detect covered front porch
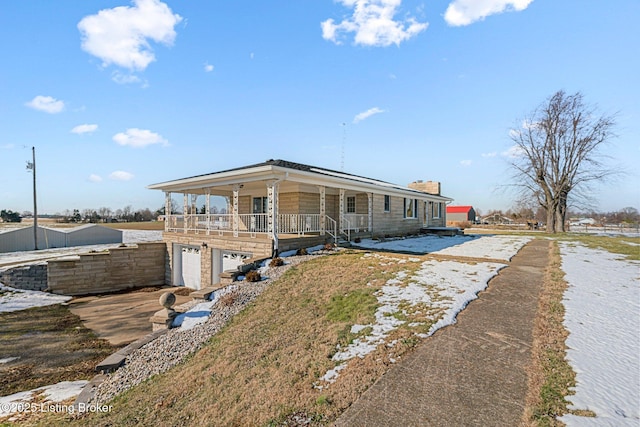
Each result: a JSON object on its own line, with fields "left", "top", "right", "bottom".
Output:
{"left": 161, "top": 182, "right": 375, "bottom": 246}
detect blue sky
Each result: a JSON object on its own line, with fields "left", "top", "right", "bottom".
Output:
{"left": 1, "top": 0, "right": 638, "bottom": 216}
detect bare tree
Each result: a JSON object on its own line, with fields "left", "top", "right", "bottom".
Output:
{"left": 508, "top": 90, "right": 617, "bottom": 233}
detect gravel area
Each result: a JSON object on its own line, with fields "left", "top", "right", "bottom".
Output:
{"left": 91, "top": 253, "right": 322, "bottom": 406}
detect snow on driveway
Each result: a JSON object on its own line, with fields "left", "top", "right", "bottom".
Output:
{"left": 558, "top": 242, "right": 640, "bottom": 426}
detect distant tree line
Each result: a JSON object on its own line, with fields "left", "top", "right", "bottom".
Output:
{"left": 479, "top": 206, "right": 639, "bottom": 227}
{"left": 56, "top": 205, "right": 159, "bottom": 223}
{"left": 0, "top": 209, "right": 22, "bottom": 223}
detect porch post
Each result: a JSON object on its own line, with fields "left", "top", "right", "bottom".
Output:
{"left": 183, "top": 193, "right": 188, "bottom": 234}
{"left": 319, "top": 186, "right": 326, "bottom": 236}
{"left": 232, "top": 186, "right": 239, "bottom": 237}
{"left": 164, "top": 191, "right": 171, "bottom": 232}
{"left": 267, "top": 182, "right": 278, "bottom": 239}
{"left": 367, "top": 192, "right": 373, "bottom": 233}
{"left": 205, "top": 189, "right": 211, "bottom": 235}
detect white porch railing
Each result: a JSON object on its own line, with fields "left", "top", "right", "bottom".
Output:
{"left": 165, "top": 213, "right": 335, "bottom": 237}
{"left": 342, "top": 214, "right": 369, "bottom": 232}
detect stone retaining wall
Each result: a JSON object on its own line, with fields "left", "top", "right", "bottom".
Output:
{"left": 0, "top": 264, "right": 48, "bottom": 291}
{"left": 47, "top": 243, "right": 167, "bottom": 296}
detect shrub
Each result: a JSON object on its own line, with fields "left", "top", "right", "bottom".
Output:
{"left": 244, "top": 270, "right": 261, "bottom": 282}
{"left": 269, "top": 257, "right": 284, "bottom": 267}
{"left": 218, "top": 291, "right": 237, "bottom": 307}
{"left": 296, "top": 248, "right": 308, "bottom": 256}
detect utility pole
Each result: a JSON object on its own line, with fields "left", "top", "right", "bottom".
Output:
{"left": 26, "top": 147, "right": 38, "bottom": 250}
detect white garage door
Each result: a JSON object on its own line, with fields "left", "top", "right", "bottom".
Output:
{"left": 180, "top": 246, "right": 201, "bottom": 290}
{"left": 222, "top": 252, "right": 251, "bottom": 272}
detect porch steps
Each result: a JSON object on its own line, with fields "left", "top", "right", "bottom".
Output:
{"left": 190, "top": 284, "right": 228, "bottom": 301}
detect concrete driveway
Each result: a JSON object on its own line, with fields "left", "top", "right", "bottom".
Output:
{"left": 67, "top": 287, "right": 192, "bottom": 346}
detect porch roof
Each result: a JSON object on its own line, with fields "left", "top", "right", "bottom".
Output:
{"left": 148, "top": 159, "right": 453, "bottom": 202}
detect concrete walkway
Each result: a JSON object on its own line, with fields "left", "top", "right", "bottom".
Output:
{"left": 336, "top": 239, "right": 549, "bottom": 427}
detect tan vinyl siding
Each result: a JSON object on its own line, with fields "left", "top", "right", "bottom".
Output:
{"left": 371, "top": 194, "right": 422, "bottom": 237}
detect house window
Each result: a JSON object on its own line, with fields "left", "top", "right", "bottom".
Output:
{"left": 346, "top": 196, "right": 356, "bottom": 213}
{"left": 432, "top": 202, "right": 442, "bottom": 219}
{"left": 384, "top": 195, "right": 391, "bottom": 212}
{"left": 404, "top": 198, "right": 417, "bottom": 218}
{"left": 252, "top": 197, "right": 268, "bottom": 214}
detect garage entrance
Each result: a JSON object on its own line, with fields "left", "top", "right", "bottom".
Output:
{"left": 173, "top": 245, "right": 202, "bottom": 290}
{"left": 211, "top": 249, "right": 252, "bottom": 284}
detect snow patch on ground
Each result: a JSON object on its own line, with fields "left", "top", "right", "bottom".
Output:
{"left": 0, "top": 230, "right": 161, "bottom": 268}
{"left": 328, "top": 260, "right": 504, "bottom": 365}
{"left": 318, "top": 234, "right": 529, "bottom": 386}
{"left": 279, "top": 245, "right": 326, "bottom": 258}
{"left": 121, "top": 230, "right": 163, "bottom": 243}
{"left": 0, "top": 284, "right": 71, "bottom": 313}
{"left": 355, "top": 234, "right": 474, "bottom": 254}
{"left": 559, "top": 242, "right": 640, "bottom": 426}
{"left": 172, "top": 285, "right": 239, "bottom": 330}
{"left": 434, "top": 235, "right": 531, "bottom": 261}
{"left": 0, "top": 380, "right": 88, "bottom": 417}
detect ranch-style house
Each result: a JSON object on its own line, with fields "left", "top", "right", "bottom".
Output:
{"left": 148, "top": 159, "right": 452, "bottom": 290}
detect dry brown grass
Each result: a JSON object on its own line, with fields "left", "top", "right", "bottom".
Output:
{"left": 47, "top": 250, "right": 430, "bottom": 426}
{"left": 523, "top": 240, "right": 592, "bottom": 426}
{"left": 101, "top": 221, "right": 164, "bottom": 230}
{"left": 0, "top": 304, "right": 116, "bottom": 397}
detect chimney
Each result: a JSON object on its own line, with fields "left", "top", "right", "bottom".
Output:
{"left": 408, "top": 180, "right": 441, "bottom": 195}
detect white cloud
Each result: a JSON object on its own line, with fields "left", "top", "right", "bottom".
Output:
{"left": 322, "top": 0, "right": 428, "bottom": 47}
{"left": 113, "top": 128, "right": 168, "bottom": 148}
{"left": 353, "top": 107, "right": 386, "bottom": 124}
{"left": 88, "top": 174, "right": 103, "bottom": 182}
{"left": 502, "top": 145, "right": 525, "bottom": 158}
{"left": 460, "top": 159, "right": 472, "bottom": 166}
{"left": 25, "top": 96, "right": 65, "bottom": 114}
{"left": 109, "top": 170, "right": 135, "bottom": 181}
{"left": 78, "top": 0, "right": 183, "bottom": 71}
{"left": 204, "top": 63, "right": 214, "bottom": 72}
{"left": 112, "top": 71, "right": 143, "bottom": 85}
{"left": 445, "top": 0, "right": 533, "bottom": 27}
{"left": 481, "top": 152, "right": 497, "bottom": 158}
{"left": 71, "top": 124, "right": 98, "bottom": 135}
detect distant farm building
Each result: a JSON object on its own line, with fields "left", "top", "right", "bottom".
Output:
{"left": 0, "top": 224, "right": 122, "bottom": 253}
{"left": 446, "top": 205, "right": 476, "bottom": 225}
{"left": 482, "top": 213, "right": 514, "bottom": 225}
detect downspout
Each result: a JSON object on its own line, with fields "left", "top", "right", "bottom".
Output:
{"left": 270, "top": 172, "right": 288, "bottom": 256}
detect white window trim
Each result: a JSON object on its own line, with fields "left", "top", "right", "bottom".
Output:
{"left": 346, "top": 196, "right": 356, "bottom": 214}
{"left": 432, "top": 202, "right": 442, "bottom": 219}
{"left": 404, "top": 198, "right": 418, "bottom": 219}
{"left": 384, "top": 195, "right": 391, "bottom": 213}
